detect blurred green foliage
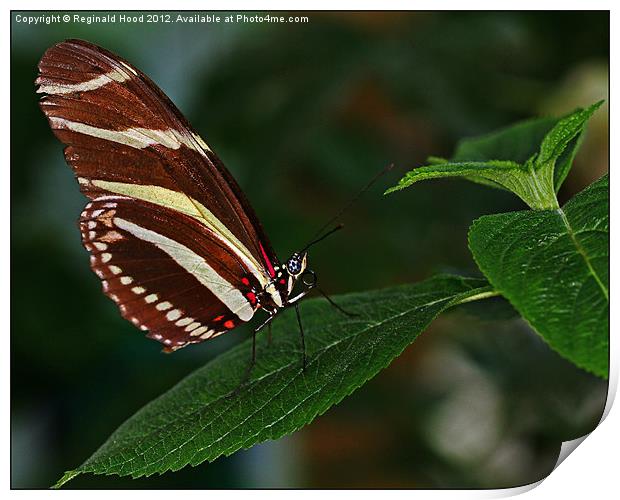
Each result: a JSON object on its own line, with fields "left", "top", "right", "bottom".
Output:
{"left": 11, "top": 11, "right": 608, "bottom": 488}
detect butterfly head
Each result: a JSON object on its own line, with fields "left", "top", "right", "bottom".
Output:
{"left": 276, "top": 251, "right": 316, "bottom": 300}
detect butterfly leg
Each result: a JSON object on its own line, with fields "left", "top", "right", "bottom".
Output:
{"left": 267, "top": 322, "right": 273, "bottom": 347}
{"left": 247, "top": 312, "right": 276, "bottom": 364}
{"left": 294, "top": 303, "right": 307, "bottom": 371}
{"left": 317, "top": 288, "right": 359, "bottom": 317}
{"left": 228, "top": 313, "right": 276, "bottom": 398}
{"left": 250, "top": 328, "right": 256, "bottom": 365}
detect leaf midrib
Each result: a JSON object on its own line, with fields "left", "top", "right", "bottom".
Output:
{"left": 557, "top": 207, "right": 609, "bottom": 300}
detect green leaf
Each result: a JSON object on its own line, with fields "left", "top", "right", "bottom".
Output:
{"left": 453, "top": 100, "right": 603, "bottom": 192}
{"left": 385, "top": 102, "right": 603, "bottom": 209}
{"left": 468, "top": 175, "right": 609, "bottom": 378}
{"left": 385, "top": 158, "right": 559, "bottom": 211}
{"left": 452, "top": 116, "right": 558, "bottom": 165}
{"left": 384, "top": 159, "right": 559, "bottom": 209}
{"left": 537, "top": 100, "right": 603, "bottom": 191}
{"left": 54, "top": 275, "right": 490, "bottom": 488}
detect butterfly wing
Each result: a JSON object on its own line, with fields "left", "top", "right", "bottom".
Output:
{"left": 37, "top": 39, "right": 279, "bottom": 282}
{"left": 80, "top": 196, "right": 260, "bottom": 351}
{"left": 36, "top": 39, "right": 277, "bottom": 349}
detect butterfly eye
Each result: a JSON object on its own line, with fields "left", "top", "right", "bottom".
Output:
{"left": 286, "top": 257, "right": 301, "bottom": 275}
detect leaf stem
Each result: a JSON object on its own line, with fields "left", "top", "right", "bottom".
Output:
{"left": 527, "top": 159, "right": 560, "bottom": 210}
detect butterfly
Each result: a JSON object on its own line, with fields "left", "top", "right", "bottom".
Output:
{"left": 36, "top": 39, "right": 334, "bottom": 363}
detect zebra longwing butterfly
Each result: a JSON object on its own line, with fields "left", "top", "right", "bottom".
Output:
{"left": 36, "top": 39, "right": 321, "bottom": 354}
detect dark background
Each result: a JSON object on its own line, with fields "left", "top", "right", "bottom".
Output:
{"left": 11, "top": 11, "right": 609, "bottom": 488}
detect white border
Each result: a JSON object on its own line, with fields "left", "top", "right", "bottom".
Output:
{"left": 5, "top": 1, "right": 615, "bottom": 498}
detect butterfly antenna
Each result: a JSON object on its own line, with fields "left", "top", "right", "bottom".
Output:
{"left": 304, "top": 163, "right": 394, "bottom": 247}
{"left": 301, "top": 224, "right": 344, "bottom": 253}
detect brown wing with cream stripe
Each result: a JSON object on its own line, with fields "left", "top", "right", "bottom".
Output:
{"left": 80, "top": 196, "right": 262, "bottom": 351}
{"left": 36, "top": 39, "right": 279, "bottom": 288}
